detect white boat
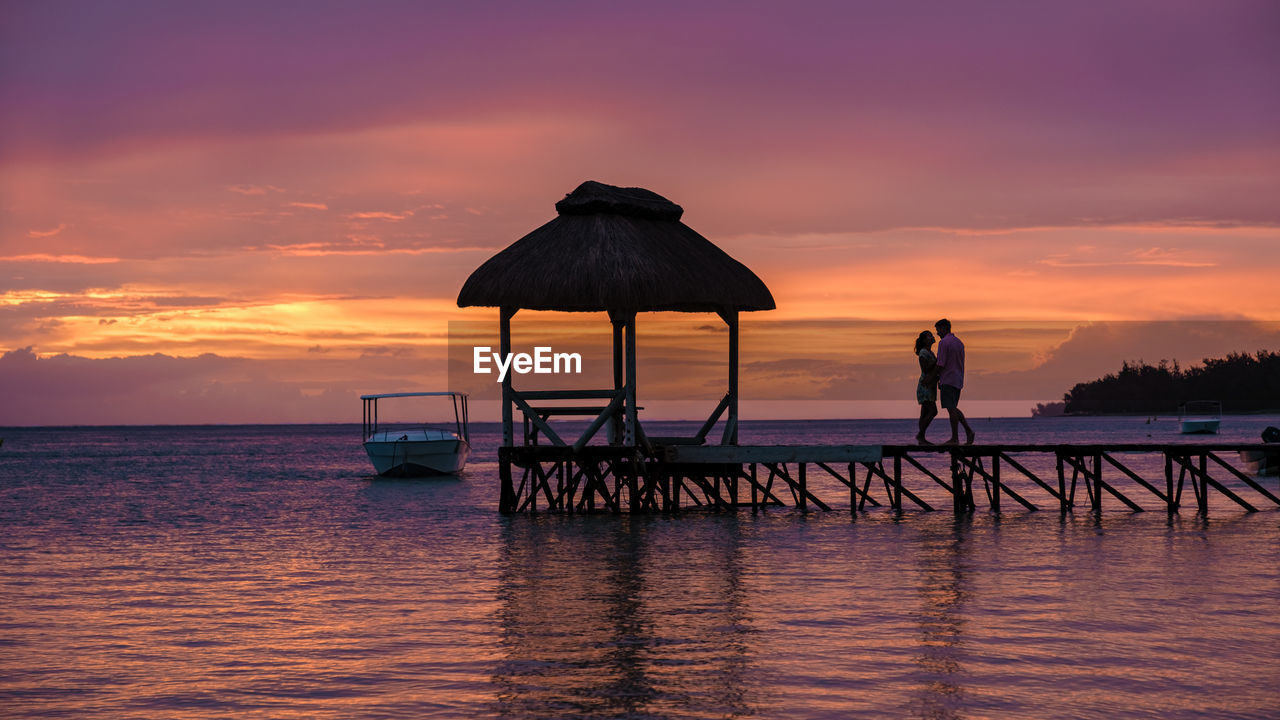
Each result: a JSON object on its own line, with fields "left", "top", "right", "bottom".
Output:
{"left": 1178, "top": 400, "right": 1221, "bottom": 434}
{"left": 361, "top": 392, "right": 471, "bottom": 476}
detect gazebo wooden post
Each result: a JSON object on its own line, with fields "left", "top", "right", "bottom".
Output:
{"left": 610, "top": 310, "right": 625, "bottom": 445}
{"left": 728, "top": 309, "right": 739, "bottom": 445}
{"left": 500, "top": 306, "right": 517, "bottom": 447}
{"left": 719, "top": 309, "right": 740, "bottom": 446}
{"left": 623, "top": 312, "right": 638, "bottom": 447}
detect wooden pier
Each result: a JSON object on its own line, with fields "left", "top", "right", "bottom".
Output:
{"left": 499, "top": 442, "right": 1280, "bottom": 516}
{"left": 456, "top": 181, "right": 1279, "bottom": 519}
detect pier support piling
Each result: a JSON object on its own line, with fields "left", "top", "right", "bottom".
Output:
{"left": 500, "top": 443, "right": 1276, "bottom": 516}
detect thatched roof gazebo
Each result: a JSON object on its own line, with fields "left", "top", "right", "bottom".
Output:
{"left": 458, "top": 180, "right": 774, "bottom": 450}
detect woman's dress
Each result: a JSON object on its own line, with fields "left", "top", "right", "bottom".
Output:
{"left": 917, "top": 348, "right": 938, "bottom": 404}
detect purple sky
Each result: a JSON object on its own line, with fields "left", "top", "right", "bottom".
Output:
{"left": 2, "top": 0, "right": 1278, "bottom": 423}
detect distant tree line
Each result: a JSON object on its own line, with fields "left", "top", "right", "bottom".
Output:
{"left": 1062, "top": 350, "right": 1280, "bottom": 414}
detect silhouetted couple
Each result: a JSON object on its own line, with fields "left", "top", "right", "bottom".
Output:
{"left": 914, "top": 318, "right": 975, "bottom": 445}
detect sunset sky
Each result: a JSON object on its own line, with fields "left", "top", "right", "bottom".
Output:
{"left": 2, "top": 1, "right": 1278, "bottom": 424}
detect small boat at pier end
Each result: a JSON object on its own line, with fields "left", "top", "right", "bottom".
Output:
{"left": 1178, "top": 400, "right": 1221, "bottom": 434}
{"left": 361, "top": 392, "right": 471, "bottom": 476}
{"left": 1239, "top": 425, "right": 1280, "bottom": 476}
{"left": 1238, "top": 450, "right": 1279, "bottom": 476}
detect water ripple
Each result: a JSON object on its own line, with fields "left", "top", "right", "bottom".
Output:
{"left": 2, "top": 422, "right": 1279, "bottom": 718}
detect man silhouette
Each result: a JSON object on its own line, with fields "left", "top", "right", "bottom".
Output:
{"left": 934, "top": 318, "right": 975, "bottom": 445}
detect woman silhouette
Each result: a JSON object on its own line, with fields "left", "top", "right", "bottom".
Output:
{"left": 914, "top": 330, "right": 939, "bottom": 444}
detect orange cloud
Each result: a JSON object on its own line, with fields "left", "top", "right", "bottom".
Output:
{"left": 0, "top": 253, "right": 119, "bottom": 264}
{"left": 263, "top": 243, "right": 493, "bottom": 257}
{"left": 1040, "top": 246, "right": 1217, "bottom": 268}
{"left": 1, "top": 285, "right": 464, "bottom": 360}
{"left": 27, "top": 224, "right": 68, "bottom": 238}
{"left": 227, "top": 184, "right": 284, "bottom": 195}
{"left": 720, "top": 223, "right": 1278, "bottom": 322}
{"left": 346, "top": 210, "right": 413, "bottom": 220}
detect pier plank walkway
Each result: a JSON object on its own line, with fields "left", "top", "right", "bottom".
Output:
{"left": 499, "top": 443, "right": 1280, "bottom": 516}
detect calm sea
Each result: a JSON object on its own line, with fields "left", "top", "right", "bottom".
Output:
{"left": 2, "top": 416, "right": 1279, "bottom": 719}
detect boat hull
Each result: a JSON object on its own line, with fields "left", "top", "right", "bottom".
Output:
{"left": 1238, "top": 450, "right": 1280, "bottom": 477}
{"left": 364, "top": 431, "right": 470, "bottom": 476}
{"left": 1179, "top": 419, "right": 1220, "bottom": 434}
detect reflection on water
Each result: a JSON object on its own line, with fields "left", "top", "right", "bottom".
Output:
{"left": 2, "top": 423, "right": 1280, "bottom": 719}
{"left": 911, "top": 517, "right": 972, "bottom": 720}
{"left": 493, "top": 516, "right": 756, "bottom": 719}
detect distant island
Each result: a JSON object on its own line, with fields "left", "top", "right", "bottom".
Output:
{"left": 1041, "top": 350, "right": 1280, "bottom": 415}
{"left": 1030, "top": 401, "right": 1066, "bottom": 417}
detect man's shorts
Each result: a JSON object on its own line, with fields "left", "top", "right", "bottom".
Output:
{"left": 940, "top": 384, "right": 962, "bottom": 410}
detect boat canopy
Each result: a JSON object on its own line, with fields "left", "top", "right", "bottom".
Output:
{"left": 361, "top": 391, "right": 470, "bottom": 445}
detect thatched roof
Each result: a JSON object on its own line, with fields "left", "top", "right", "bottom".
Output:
{"left": 457, "top": 181, "right": 775, "bottom": 313}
